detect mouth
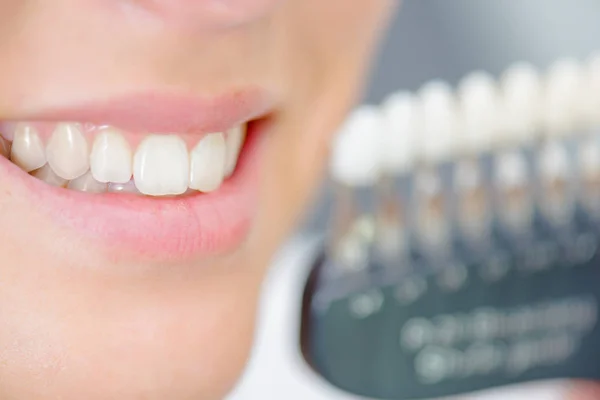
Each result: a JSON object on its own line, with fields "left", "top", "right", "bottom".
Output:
{"left": 0, "top": 89, "right": 275, "bottom": 262}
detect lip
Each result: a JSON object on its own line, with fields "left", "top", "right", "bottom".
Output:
{"left": 25, "top": 88, "right": 275, "bottom": 133}
{"left": 0, "top": 90, "right": 275, "bottom": 263}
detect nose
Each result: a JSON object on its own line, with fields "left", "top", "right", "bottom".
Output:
{"left": 130, "top": 0, "right": 285, "bottom": 30}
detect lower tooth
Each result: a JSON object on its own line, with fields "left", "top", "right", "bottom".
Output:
{"left": 108, "top": 181, "right": 140, "bottom": 195}
{"left": 31, "top": 164, "right": 68, "bottom": 188}
{"left": 67, "top": 171, "right": 108, "bottom": 193}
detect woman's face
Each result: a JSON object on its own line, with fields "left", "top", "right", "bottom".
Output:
{"left": 0, "top": 1, "right": 394, "bottom": 398}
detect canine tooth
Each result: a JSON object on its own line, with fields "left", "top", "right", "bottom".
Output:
{"left": 133, "top": 135, "right": 189, "bottom": 196}
{"left": 224, "top": 125, "right": 246, "bottom": 177}
{"left": 67, "top": 171, "right": 108, "bottom": 193}
{"left": 46, "top": 123, "right": 90, "bottom": 180}
{"left": 90, "top": 128, "right": 133, "bottom": 183}
{"left": 10, "top": 124, "right": 46, "bottom": 172}
{"left": 0, "top": 136, "right": 11, "bottom": 158}
{"left": 108, "top": 181, "right": 140, "bottom": 194}
{"left": 189, "top": 133, "right": 227, "bottom": 192}
{"left": 31, "top": 164, "right": 68, "bottom": 187}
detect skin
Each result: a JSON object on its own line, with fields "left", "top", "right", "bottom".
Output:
{"left": 568, "top": 383, "right": 600, "bottom": 400}
{"left": 0, "top": 0, "right": 396, "bottom": 399}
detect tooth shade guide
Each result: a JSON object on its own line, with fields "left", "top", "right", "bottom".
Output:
{"left": 306, "top": 59, "right": 600, "bottom": 399}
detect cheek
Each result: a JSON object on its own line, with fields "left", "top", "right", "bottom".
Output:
{"left": 295, "top": 0, "right": 396, "bottom": 54}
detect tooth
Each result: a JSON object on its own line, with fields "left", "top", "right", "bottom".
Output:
{"left": 189, "top": 133, "right": 227, "bottom": 192}
{"left": 10, "top": 124, "right": 46, "bottom": 172}
{"left": 133, "top": 135, "right": 189, "bottom": 196}
{"left": 67, "top": 171, "right": 107, "bottom": 193}
{"left": 108, "top": 181, "right": 141, "bottom": 194}
{"left": 90, "top": 128, "right": 133, "bottom": 184}
{"left": 0, "top": 136, "right": 11, "bottom": 158}
{"left": 224, "top": 125, "right": 246, "bottom": 177}
{"left": 31, "top": 164, "right": 68, "bottom": 187}
{"left": 46, "top": 123, "right": 90, "bottom": 180}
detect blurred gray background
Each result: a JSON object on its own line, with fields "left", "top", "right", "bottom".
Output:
{"left": 301, "top": 0, "right": 600, "bottom": 232}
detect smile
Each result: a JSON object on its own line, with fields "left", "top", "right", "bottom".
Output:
{"left": 0, "top": 89, "right": 275, "bottom": 262}
{"left": 1, "top": 122, "right": 246, "bottom": 196}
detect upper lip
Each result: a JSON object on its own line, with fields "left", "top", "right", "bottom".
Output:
{"left": 16, "top": 88, "right": 275, "bottom": 133}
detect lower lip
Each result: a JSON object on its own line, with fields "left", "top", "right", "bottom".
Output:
{"left": 0, "top": 120, "right": 268, "bottom": 263}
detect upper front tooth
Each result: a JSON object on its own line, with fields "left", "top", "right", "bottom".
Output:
{"left": 224, "top": 125, "right": 246, "bottom": 177}
{"left": 10, "top": 124, "right": 46, "bottom": 172}
{"left": 108, "top": 180, "right": 140, "bottom": 194}
{"left": 90, "top": 128, "right": 133, "bottom": 184}
{"left": 189, "top": 133, "right": 226, "bottom": 192}
{"left": 31, "top": 164, "right": 68, "bottom": 187}
{"left": 46, "top": 123, "right": 90, "bottom": 180}
{"left": 133, "top": 135, "right": 189, "bottom": 196}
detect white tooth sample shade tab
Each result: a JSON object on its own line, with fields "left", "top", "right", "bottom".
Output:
{"left": 417, "top": 80, "right": 459, "bottom": 163}
{"left": 329, "top": 105, "right": 384, "bottom": 187}
{"left": 458, "top": 71, "right": 499, "bottom": 154}
{"left": 500, "top": 62, "right": 543, "bottom": 144}
{"left": 543, "top": 57, "right": 585, "bottom": 135}
{"left": 381, "top": 91, "right": 418, "bottom": 175}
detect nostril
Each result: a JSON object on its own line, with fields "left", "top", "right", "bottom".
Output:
{"left": 129, "top": 0, "right": 285, "bottom": 30}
